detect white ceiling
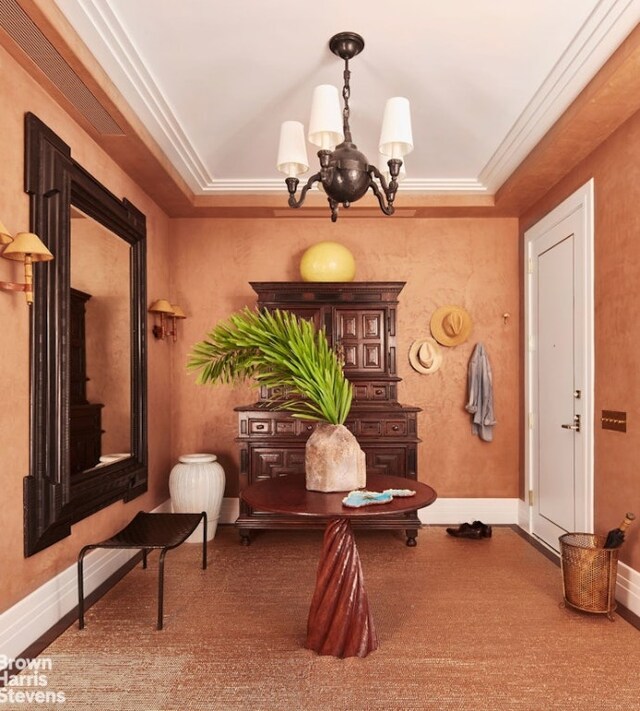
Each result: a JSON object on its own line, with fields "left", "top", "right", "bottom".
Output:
{"left": 54, "top": 0, "right": 640, "bottom": 196}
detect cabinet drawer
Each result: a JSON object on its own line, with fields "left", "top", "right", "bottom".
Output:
{"left": 353, "top": 382, "right": 392, "bottom": 402}
{"left": 359, "top": 420, "right": 383, "bottom": 436}
{"left": 274, "top": 420, "right": 296, "bottom": 436}
{"left": 354, "top": 417, "right": 408, "bottom": 438}
{"left": 240, "top": 413, "right": 318, "bottom": 439}
{"left": 297, "top": 421, "right": 317, "bottom": 436}
{"left": 384, "top": 420, "right": 407, "bottom": 436}
{"left": 248, "top": 418, "right": 272, "bottom": 435}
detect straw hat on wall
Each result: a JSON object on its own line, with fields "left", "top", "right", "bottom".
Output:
{"left": 408, "top": 337, "right": 443, "bottom": 374}
{"left": 430, "top": 305, "right": 472, "bottom": 347}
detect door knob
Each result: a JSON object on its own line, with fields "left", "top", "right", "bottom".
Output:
{"left": 561, "top": 414, "right": 581, "bottom": 432}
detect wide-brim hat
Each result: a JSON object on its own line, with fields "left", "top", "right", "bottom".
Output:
{"left": 430, "top": 305, "right": 472, "bottom": 347}
{"left": 409, "top": 337, "right": 443, "bottom": 374}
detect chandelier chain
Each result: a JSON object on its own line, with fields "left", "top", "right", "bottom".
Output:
{"left": 342, "top": 59, "right": 352, "bottom": 143}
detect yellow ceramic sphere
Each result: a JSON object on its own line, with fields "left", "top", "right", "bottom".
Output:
{"left": 300, "top": 242, "right": 356, "bottom": 282}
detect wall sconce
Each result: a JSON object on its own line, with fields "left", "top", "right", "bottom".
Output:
{"left": 149, "top": 299, "right": 187, "bottom": 341}
{"left": 169, "top": 304, "right": 186, "bottom": 342}
{"left": 0, "top": 227, "right": 54, "bottom": 306}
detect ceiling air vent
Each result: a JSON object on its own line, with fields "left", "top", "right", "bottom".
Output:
{"left": 0, "top": 0, "right": 124, "bottom": 136}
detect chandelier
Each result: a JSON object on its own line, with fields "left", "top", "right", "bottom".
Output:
{"left": 276, "top": 32, "right": 413, "bottom": 222}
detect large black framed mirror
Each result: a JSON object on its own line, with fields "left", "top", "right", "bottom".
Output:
{"left": 24, "top": 113, "right": 148, "bottom": 556}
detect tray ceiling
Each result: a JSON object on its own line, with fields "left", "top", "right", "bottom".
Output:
{"left": 53, "top": 0, "right": 640, "bottom": 197}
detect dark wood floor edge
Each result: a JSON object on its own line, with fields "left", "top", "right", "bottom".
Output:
{"left": 510, "top": 524, "right": 561, "bottom": 566}
{"left": 0, "top": 551, "right": 143, "bottom": 687}
{"left": 511, "top": 524, "right": 640, "bottom": 630}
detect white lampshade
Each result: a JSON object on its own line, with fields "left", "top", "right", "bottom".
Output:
{"left": 308, "top": 84, "right": 344, "bottom": 150}
{"left": 379, "top": 97, "right": 413, "bottom": 159}
{"left": 379, "top": 153, "right": 406, "bottom": 183}
{"left": 277, "top": 121, "right": 309, "bottom": 178}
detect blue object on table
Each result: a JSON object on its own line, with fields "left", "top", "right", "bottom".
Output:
{"left": 342, "top": 488, "right": 416, "bottom": 508}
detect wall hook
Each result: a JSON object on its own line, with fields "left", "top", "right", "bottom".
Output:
{"left": 502, "top": 312, "right": 510, "bottom": 325}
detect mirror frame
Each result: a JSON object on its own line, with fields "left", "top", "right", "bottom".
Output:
{"left": 23, "top": 113, "right": 148, "bottom": 556}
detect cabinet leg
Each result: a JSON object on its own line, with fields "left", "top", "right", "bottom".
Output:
{"left": 239, "top": 531, "right": 251, "bottom": 546}
{"left": 405, "top": 529, "right": 418, "bottom": 547}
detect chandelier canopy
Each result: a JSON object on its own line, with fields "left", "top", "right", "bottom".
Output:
{"left": 277, "top": 32, "right": 413, "bottom": 222}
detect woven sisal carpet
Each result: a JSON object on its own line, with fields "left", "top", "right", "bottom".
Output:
{"left": 13, "top": 526, "right": 639, "bottom": 710}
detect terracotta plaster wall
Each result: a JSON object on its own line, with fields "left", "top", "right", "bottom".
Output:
{"left": 170, "top": 217, "right": 520, "bottom": 500}
{"left": 521, "top": 108, "right": 640, "bottom": 571}
{"left": 0, "top": 44, "right": 172, "bottom": 613}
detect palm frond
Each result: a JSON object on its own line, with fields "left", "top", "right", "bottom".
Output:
{"left": 187, "top": 307, "right": 353, "bottom": 425}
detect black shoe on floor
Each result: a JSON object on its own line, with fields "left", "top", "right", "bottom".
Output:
{"left": 471, "top": 520, "right": 492, "bottom": 538}
{"left": 446, "top": 523, "right": 483, "bottom": 539}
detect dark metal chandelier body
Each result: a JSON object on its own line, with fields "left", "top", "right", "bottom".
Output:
{"left": 279, "top": 32, "right": 410, "bottom": 222}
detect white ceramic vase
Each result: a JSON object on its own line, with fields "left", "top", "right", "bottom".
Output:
{"left": 169, "top": 453, "right": 225, "bottom": 542}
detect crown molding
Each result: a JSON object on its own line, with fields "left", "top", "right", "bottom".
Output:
{"left": 66, "top": 0, "right": 213, "bottom": 188}
{"left": 479, "top": 0, "right": 640, "bottom": 192}
{"left": 60, "top": 0, "right": 640, "bottom": 197}
{"left": 197, "top": 178, "right": 488, "bottom": 194}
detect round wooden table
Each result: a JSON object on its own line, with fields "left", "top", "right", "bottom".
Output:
{"left": 241, "top": 473, "right": 437, "bottom": 658}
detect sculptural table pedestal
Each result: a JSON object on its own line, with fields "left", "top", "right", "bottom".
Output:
{"left": 241, "top": 473, "right": 437, "bottom": 658}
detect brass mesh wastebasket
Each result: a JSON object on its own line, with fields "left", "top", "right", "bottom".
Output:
{"left": 559, "top": 533, "right": 620, "bottom": 621}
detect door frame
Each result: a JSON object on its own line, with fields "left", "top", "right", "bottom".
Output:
{"left": 523, "top": 179, "right": 595, "bottom": 547}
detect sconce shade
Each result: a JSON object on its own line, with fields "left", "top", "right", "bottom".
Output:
{"left": 0, "top": 219, "right": 12, "bottom": 244}
{"left": 171, "top": 304, "right": 186, "bottom": 319}
{"left": 379, "top": 97, "right": 414, "bottom": 159}
{"left": 2, "top": 232, "right": 53, "bottom": 261}
{"left": 277, "top": 121, "right": 310, "bottom": 178}
{"left": 308, "top": 84, "right": 344, "bottom": 150}
{"left": 148, "top": 298, "right": 174, "bottom": 314}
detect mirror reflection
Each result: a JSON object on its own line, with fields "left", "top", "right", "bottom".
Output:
{"left": 69, "top": 207, "right": 131, "bottom": 475}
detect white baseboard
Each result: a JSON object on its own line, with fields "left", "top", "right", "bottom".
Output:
{"left": 518, "top": 497, "right": 530, "bottom": 530}
{"left": 2, "top": 497, "right": 637, "bottom": 666}
{"left": 615, "top": 561, "right": 640, "bottom": 618}
{"left": 0, "top": 500, "right": 168, "bottom": 666}
{"left": 418, "top": 497, "right": 520, "bottom": 525}
{"left": 220, "top": 496, "right": 239, "bottom": 524}
{"left": 0, "top": 547, "right": 138, "bottom": 665}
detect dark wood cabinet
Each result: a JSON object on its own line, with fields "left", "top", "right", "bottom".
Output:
{"left": 236, "top": 282, "right": 422, "bottom": 545}
{"left": 69, "top": 288, "right": 103, "bottom": 475}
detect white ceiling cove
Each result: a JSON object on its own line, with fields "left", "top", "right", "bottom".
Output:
{"left": 54, "top": 0, "right": 640, "bottom": 196}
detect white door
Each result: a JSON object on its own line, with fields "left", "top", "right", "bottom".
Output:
{"left": 525, "top": 181, "right": 594, "bottom": 552}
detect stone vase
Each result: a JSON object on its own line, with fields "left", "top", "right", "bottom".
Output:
{"left": 169, "top": 453, "right": 225, "bottom": 542}
{"left": 305, "top": 423, "right": 366, "bottom": 492}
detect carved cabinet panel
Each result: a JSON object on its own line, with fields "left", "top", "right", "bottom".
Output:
{"left": 69, "top": 288, "right": 103, "bottom": 475}
{"left": 336, "top": 308, "right": 386, "bottom": 374}
{"left": 236, "top": 282, "right": 422, "bottom": 545}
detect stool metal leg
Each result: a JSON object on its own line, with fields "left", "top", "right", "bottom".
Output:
{"left": 157, "top": 548, "right": 169, "bottom": 630}
{"left": 202, "top": 512, "right": 208, "bottom": 570}
{"left": 77, "top": 545, "right": 94, "bottom": 630}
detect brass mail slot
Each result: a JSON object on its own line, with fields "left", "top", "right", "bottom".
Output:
{"left": 601, "top": 410, "right": 627, "bottom": 432}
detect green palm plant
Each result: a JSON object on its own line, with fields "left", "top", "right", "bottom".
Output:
{"left": 187, "top": 307, "right": 353, "bottom": 425}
